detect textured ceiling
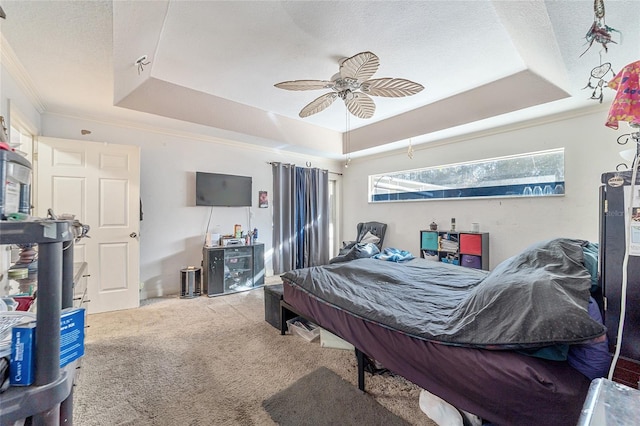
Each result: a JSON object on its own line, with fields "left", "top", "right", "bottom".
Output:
{"left": 1, "top": 1, "right": 639, "bottom": 158}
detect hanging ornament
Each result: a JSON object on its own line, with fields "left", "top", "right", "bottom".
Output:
{"left": 583, "top": 61, "right": 615, "bottom": 103}
{"left": 580, "top": 0, "right": 620, "bottom": 57}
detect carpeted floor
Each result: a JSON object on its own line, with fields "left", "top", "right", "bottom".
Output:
{"left": 73, "top": 284, "right": 436, "bottom": 425}
{"left": 262, "top": 366, "right": 411, "bottom": 426}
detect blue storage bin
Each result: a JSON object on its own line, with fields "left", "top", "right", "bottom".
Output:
{"left": 421, "top": 231, "right": 439, "bottom": 250}
{"left": 441, "top": 257, "right": 459, "bottom": 265}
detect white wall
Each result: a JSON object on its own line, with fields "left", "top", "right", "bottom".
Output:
{"left": 0, "top": 63, "right": 42, "bottom": 294}
{"left": 40, "top": 113, "right": 341, "bottom": 298}
{"left": 341, "top": 106, "right": 628, "bottom": 267}
{"left": 1, "top": 62, "right": 42, "bottom": 133}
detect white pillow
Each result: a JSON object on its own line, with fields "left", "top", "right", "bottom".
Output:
{"left": 360, "top": 231, "right": 380, "bottom": 244}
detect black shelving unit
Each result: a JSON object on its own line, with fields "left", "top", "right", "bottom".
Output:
{"left": 0, "top": 220, "right": 78, "bottom": 425}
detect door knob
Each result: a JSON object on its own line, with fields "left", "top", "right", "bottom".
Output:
{"left": 130, "top": 232, "right": 138, "bottom": 238}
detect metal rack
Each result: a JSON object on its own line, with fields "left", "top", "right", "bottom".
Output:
{"left": 0, "top": 220, "right": 77, "bottom": 425}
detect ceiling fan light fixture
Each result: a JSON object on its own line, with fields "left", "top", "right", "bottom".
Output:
{"left": 275, "top": 51, "right": 424, "bottom": 120}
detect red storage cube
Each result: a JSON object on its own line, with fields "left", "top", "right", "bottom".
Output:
{"left": 460, "top": 233, "right": 482, "bottom": 255}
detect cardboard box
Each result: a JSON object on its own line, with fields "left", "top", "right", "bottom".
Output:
{"left": 9, "top": 308, "right": 85, "bottom": 386}
{"left": 10, "top": 321, "right": 36, "bottom": 386}
{"left": 60, "top": 308, "right": 85, "bottom": 368}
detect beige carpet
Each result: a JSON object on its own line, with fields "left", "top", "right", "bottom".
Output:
{"left": 263, "top": 366, "right": 411, "bottom": 425}
{"left": 73, "top": 284, "right": 436, "bottom": 425}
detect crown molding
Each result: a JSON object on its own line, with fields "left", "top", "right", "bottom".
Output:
{"left": 1, "top": 34, "right": 46, "bottom": 113}
{"left": 42, "top": 110, "right": 343, "bottom": 169}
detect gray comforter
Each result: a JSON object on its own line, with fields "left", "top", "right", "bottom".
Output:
{"left": 282, "top": 238, "right": 606, "bottom": 349}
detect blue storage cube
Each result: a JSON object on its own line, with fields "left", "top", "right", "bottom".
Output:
{"left": 421, "top": 231, "right": 439, "bottom": 250}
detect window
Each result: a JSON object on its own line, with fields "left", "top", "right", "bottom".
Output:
{"left": 369, "top": 148, "right": 565, "bottom": 202}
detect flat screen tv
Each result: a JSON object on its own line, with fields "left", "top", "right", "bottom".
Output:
{"left": 196, "top": 172, "right": 252, "bottom": 207}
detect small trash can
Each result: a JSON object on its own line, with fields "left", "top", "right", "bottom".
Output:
{"left": 180, "top": 266, "right": 201, "bottom": 298}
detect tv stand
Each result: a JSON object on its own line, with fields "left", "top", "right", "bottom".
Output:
{"left": 202, "top": 243, "right": 264, "bottom": 296}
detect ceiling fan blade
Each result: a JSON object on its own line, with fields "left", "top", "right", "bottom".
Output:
{"left": 362, "top": 78, "right": 425, "bottom": 97}
{"left": 299, "top": 92, "right": 338, "bottom": 117}
{"left": 340, "top": 51, "right": 380, "bottom": 82}
{"left": 275, "top": 80, "right": 335, "bottom": 91}
{"left": 345, "top": 92, "right": 375, "bottom": 119}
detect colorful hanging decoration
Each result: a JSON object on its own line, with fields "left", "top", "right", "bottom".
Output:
{"left": 583, "top": 62, "right": 615, "bottom": 103}
{"left": 580, "top": 0, "right": 620, "bottom": 57}
{"left": 605, "top": 60, "right": 640, "bottom": 129}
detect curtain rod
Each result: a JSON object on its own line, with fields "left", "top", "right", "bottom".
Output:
{"left": 267, "top": 161, "right": 343, "bottom": 176}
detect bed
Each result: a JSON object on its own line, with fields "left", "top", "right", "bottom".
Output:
{"left": 281, "top": 238, "right": 606, "bottom": 426}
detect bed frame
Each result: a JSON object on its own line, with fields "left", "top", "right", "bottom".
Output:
{"left": 281, "top": 279, "right": 591, "bottom": 426}
{"left": 280, "top": 299, "right": 371, "bottom": 390}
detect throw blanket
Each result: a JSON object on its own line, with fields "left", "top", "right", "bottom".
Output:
{"left": 373, "top": 247, "right": 415, "bottom": 262}
{"left": 282, "top": 238, "right": 606, "bottom": 349}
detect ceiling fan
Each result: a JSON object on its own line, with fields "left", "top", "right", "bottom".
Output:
{"left": 274, "top": 51, "right": 424, "bottom": 119}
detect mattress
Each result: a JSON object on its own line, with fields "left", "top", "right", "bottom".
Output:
{"left": 282, "top": 273, "right": 591, "bottom": 425}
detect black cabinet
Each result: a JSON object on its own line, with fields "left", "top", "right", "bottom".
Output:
{"left": 202, "top": 243, "right": 264, "bottom": 296}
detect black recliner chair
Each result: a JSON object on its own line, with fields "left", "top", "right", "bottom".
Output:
{"left": 339, "top": 221, "right": 387, "bottom": 255}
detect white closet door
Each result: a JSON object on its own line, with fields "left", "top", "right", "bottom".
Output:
{"left": 36, "top": 137, "right": 140, "bottom": 314}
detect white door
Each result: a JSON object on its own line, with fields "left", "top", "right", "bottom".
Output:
{"left": 35, "top": 137, "right": 140, "bottom": 314}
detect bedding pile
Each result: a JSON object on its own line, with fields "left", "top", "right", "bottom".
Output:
{"left": 282, "top": 238, "right": 606, "bottom": 350}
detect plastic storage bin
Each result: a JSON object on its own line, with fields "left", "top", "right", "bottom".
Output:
{"left": 320, "top": 329, "right": 354, "bottom": 350}
{"left": 286, "top": 317, "right": 320, "bottom": 342}
{"left": 0, "top": 150, "right": 32, "bottom": 220}
{"left": 577, "top": 378, "right": 640, "bottom": 425}
{"left": 441, "top": 256, "right": 459, "bottom": 266}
